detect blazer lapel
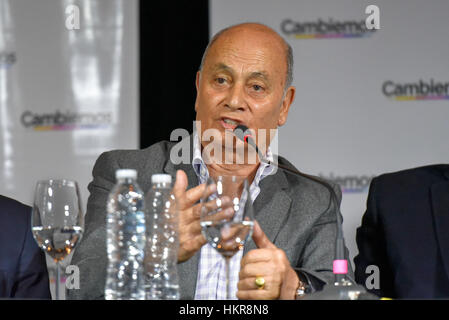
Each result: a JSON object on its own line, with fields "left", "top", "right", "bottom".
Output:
{"left": 244, "top": 169, "right": 292, "bottom": 254}
{"left": 163, "top": 134, "right": 198, "bottom": 190}
{"left": 163, "top": 134, "right": 200, "bottom": 299}
{"left": 430, "top": 169, "right": 449, "bottom": 279}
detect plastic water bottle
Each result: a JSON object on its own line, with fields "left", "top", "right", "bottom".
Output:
{"left": 105, "top": 169, "right": 146, "bottom": 300}
{"left": 144, "top": 174, "right": 180, "bottom": 300}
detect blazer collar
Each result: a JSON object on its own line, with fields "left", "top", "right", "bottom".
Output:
{"left": 163, "top": 134, "right": 198, "bottom": 189}
{"left": 244, "top": 168, "right": 292, "bottom": 254}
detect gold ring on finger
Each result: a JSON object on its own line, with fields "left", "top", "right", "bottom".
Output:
{"left": 255, "top": 276, "right": 265, "bottom": 290}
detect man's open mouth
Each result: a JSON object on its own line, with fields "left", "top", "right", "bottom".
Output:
{"left": 221, "top": 118, "right": 241, "bottom": 130}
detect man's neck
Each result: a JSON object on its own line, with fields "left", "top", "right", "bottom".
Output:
{"left": 206, "top": 162, "right": 259, "bottom": 186}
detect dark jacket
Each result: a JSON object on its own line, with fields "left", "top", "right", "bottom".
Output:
{"left": 0, "top": 195, "right": 51, "bottom": 299}
{"left": 354, "top": 164, "right": 449, "bottom": 299}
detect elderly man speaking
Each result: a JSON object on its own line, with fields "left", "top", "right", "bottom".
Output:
{"left": 68, "top": 23, "right": 351, "bottom": 300}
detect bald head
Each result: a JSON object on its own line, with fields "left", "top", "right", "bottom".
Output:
{"left": 199, "top": 23, "right": 294, "bottom": 89}
{"left": 194, "top": 22, "right": 296, "bottom": 159}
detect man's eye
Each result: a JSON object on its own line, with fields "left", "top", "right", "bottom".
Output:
{"left": 252, "top": 84, "right": 263, "bottom": 91}
{"left": 215, "top": 77, "right": 226, "bottom": 84}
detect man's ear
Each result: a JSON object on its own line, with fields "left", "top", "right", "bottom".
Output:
{"left": 195, "top": 71, "right": 201, "bottom": 91}
{"left": 195, "top": 71, "right": 201, "bottom": 112}
{"left": 278, "top": 86, "right": 296, "bottom": 127}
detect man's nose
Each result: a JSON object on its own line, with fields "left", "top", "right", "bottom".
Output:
{"left": 225, "top": 83, "right": 246, "bottom": 111}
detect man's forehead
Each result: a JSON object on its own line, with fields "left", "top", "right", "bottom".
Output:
{"left": 200, "top": 23, "right": 289, "bottom": 85}
{"left": 222, "top": 23, "right": 283, "bottom": 41}
{"left": 207, "top": 35, "right": 285, "bottom": 70}
{"left": 214, "top": 27, "right": 284, "bottom": 53}
{"left": 211, "top": 62, "right": 270, "bottom": 78}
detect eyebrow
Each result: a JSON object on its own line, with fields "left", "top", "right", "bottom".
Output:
{"left": 249, "top": 71, "right": 270, "bottom": 81}
{"left": 211, "top": 63, "right": 233, "bottom": 73}
{"left": 211, "top": 63, "right": 270, "bottom": 81}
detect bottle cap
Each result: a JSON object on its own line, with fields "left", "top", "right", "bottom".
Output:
{"left": 151, "top": 174, "right": 172, "bottom": 184}
{"left": 115, "top": 169, "right": 137, "bottom": 180}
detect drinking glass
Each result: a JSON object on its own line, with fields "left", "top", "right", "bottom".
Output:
{"left": 200, "top": 175, "right": 254, "bottom": 300}
{"left": 31, "top": 179, "right": 84, "bottom": 300}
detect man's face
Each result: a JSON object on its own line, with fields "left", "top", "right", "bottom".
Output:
{"left": 195, "top": 26, "right": 295, "bottom": 161}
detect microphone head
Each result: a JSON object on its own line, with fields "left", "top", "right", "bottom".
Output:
{"left": 233, "top": 124, "right": 263, "bottom": 160}
{"left": 233, "top": 124, "right": 251, "bottom": 142}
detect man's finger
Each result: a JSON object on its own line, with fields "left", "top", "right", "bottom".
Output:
{"left": 239, "top": 261, "right": 273, "bottom": 280}
{"left": 173, "top": 170, "right": 188, "bottom": 200}
{"left": 178, "top": 233, "right": 207, "bottom": 263}
{"left": 240, "top": 248, "right": 272, "bottom": 267}
{"left": 202, "top": 206, "right": 234, "bottom": 222}
{"left": 183, "top": 180, "right": 219, "bottom": 209}
{"left": 183, "top": 183, "right": 208, "bottom": 208}
{"left": 201, "top": 196, "right": 232, "bottom": 214}
{"left": 173, "top": 170, "right": 207, "bottom": 208}
{"left": 237, "top": 275, "right": 274, "bottom": 291}
{"left": 252, "top": 220, "right": 276, "bottom": 249}
{"left": 236, "top": 289, "right": 273, "bottom": 300}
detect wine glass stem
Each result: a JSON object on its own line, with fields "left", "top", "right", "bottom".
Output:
{"left": 225, "top": 257, "right": 231, "bottom": 300}
{"left": 55, "top": 261, "right": 60, "bottom": 300}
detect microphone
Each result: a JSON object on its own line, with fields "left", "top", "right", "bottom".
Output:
{"left": 233, "top": 125, "right": 377, "bottom": 300}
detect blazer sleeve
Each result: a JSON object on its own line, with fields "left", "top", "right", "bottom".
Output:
{"left": 295, "top": 182, "right": 354, "bottom": 292}
{"left": 67, "top": 151, "right": 118, "bottom": 300}
{"left": 354, "top": 177, "right": 395, "bottom": 298}
{"left": 13, "top": 209, "right": 51, "bottom": 299}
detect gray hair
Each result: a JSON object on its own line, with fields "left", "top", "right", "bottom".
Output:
{"left": 199, "top": 24, "right": 294, "bottom": 89}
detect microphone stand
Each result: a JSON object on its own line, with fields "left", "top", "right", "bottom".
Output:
{"left": 233, "top": 126, "right": 378, "bottom": 300}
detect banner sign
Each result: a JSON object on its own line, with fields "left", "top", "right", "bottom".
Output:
{"left": 210, "top": 0, "right": 449, "bottom": 264}
{"left": 0, "top": 0, "right": 138, "bottom": 209}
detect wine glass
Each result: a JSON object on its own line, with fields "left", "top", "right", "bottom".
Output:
{"left": 31, "top": 179, "right": 84, "bottom": 300}
{"left": 200, "top": 175, "right": 255, "bottom": 300}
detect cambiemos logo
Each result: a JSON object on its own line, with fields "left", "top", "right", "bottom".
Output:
{"left": 382, "top": 79, "right": 449, "bottom": 101}
{"left": 281, "top": 18, "right": 376, "bottom": 39}
{"left": 21, "top": 110, "right": 112, "bottom": 131}
{"left": 319, "top": 172, "right": 375, "bottom": 193}
{"left": 0, "top": 52, "right": 16, "bottom": 69}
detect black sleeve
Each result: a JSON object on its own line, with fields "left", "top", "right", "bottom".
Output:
{"left": 354, "top": 177, "right": 395, "bottom": 298}
{"left": 12, "top": 205, "right": 51, "bottom": 299}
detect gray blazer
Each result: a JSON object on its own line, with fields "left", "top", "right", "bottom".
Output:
{"left": 67, "top": 137, "right": 351, "bottom": 299}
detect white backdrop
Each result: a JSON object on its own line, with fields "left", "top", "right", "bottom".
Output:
{"left": 0, "top": 0, "right": 138, "bottom": 298}
{"left": 0, "top": 0, "right": 138, "bottom": 210}
{"left": 210, "top": 0, "right": 449, "bottom": 267}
